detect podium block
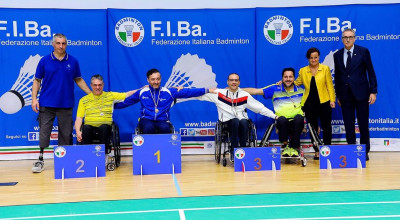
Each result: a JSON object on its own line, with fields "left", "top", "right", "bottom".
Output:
{"left": 54, "top": 144, "right": 106, "bottom": 179}
{"left": 234, "top": 147, "right": 281, "bottom": 172}
{"left": 132, "top": 134, "right": 181, "bottom": 175}
{"left": 319, "top": 144, "right": 366, "bottom": 169}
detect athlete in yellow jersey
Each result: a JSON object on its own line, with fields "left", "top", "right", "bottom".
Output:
{"left": 74, "top": 74, "right": 136, "bottom": 152}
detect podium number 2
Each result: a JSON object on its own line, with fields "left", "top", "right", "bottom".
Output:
{"left": 76, "top": 160, "right": 85, "bottom": 173}
{"left": 154, "top": 150, "right": 160, "bottom": 163}
{"left": 339, "top": 155, "right": 347, "bottom": 168}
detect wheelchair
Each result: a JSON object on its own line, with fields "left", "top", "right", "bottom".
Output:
{"left": 134, "top": 119, "right": 176, "bottom": 134}
{"left": 259, "top": 121, "right": 322, "bottom": 167}
{"left": 214, "top": 119, "right": 257, "bottom": 167}
{"left": 79, "top": 122, "right": 121, "bottom": 171}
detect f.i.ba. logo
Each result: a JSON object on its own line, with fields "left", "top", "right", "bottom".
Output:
{"left": 263, "top": 15, "right": 293, "bottom": 45}
{"left": 115, "top": 17, "right": 145, "bottom": 47}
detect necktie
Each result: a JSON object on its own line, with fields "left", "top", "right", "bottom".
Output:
{"left": 346, "top": 51, "right": 351, "bottom": 70}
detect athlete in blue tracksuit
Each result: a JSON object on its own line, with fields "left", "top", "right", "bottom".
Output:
{"left": 114, "top": 68, "right": 211, "bottom": 134}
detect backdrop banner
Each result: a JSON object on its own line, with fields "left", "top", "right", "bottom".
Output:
{"left": 1, "top": 5, "right": 399, "bottom": 160}
{"left": 108, "top": 8, "right": 256, "bottom": 154}
{"left": 0, "top": 9, "right": 108, "bottom": 159}
{"left": 255, "top": 4, "right": 400, "bottom": 151}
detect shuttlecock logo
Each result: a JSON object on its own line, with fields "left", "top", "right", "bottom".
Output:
{"left": 0, "top": 54, "right": 42, "bottom": 114}
{"left": 165, "top": 53, "right": 217, "bottom": 88}
{"left": 115, "top": 17, "right": 144, "bottom": 47}
{"left": 263, "top": 15, "right": 293, "bottom": 45}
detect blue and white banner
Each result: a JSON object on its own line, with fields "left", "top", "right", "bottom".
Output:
{"left": 108, "top": 9, "right": 256, "bottom": 147}
{"left": 0, "top": 9, "right": 108, "bottom": 150}
{"left": 255, "top": 4, "right": 400, "bottom": 151}
{"left": 1, "top": 5, "right": 399, "bottom": 160}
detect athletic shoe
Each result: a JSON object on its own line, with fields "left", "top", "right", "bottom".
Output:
{"left": 289, "top": 148, "right": 299, "bottom": 157}
{"left": 282, "top": 146, "right": 290, "bottom": 157}
{"left": 32, "top": 160, "right": 44, "bottom": 173}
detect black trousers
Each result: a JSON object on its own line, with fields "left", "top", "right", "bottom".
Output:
{"left": 82, "top": 124, "right": 112, "bottom": 153}
{"left": 303, "top": 101, "right": 332, "bottom": 146}
{"left": 276, "top": 114, "right": 304, "bottom": 150}
{"left": 223, "top": 118, "right": 249, "bottom": 151}
{"left": 340, "top": 87, "right": 370, "bottom": 153}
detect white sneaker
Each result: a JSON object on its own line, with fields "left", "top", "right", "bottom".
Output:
{"left": 32, "top": 160, "right": 44, "bottom": 173}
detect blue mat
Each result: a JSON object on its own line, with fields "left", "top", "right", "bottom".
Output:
{"left": 0, "top": 182, "right": 18, "bottom": 186}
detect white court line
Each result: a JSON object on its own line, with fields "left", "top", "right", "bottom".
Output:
{"left": 2, "top": 200, "right": 400, "bottom": 220}
{"left": 179, "top": 209, "right": 186, "bottom": 220}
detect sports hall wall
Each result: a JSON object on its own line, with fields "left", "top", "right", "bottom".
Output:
{"left": 0, "top": 4, "right": 399, "bottom": 159}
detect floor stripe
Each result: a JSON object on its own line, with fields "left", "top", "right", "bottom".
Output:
{"left": 2, "top": 200, "right": 400, "bottom": 219}
{"left": 179, "top": 209, "right": 186, "bottom": 220}
{"left": 172, "top": 172, "right": 182, "bottom": 196}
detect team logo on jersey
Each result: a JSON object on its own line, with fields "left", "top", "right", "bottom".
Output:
{"left": 115, "top": 17, "right": 145, "bottom": 47}
{"left": 263, "top": 15, "right": 293, "bottom": 45}
{"left": 54, "top": 147, "right": 66, "bottom": 158}
{"left": 133, "top": 135, "right": 144, "bottom": 146}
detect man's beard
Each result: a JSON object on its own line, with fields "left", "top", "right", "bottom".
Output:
{"left": 283, "top": 82, "right": 294, "bottom": 88}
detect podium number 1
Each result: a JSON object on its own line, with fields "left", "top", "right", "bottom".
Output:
{"left": 154, "top": 150, "right": 160, "bottom": 163}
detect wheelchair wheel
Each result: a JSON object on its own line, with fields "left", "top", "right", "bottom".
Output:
{"left": 113, "top": 125, "right": 121, "bottom": 167}
{"left": 222, "top": 157, "right": 227, "bottom": 167}
{"left": 214, "top": 140, "right": 221, "bottom": 164}
{"left": 214, "top": 122, "right": 222, "bottom": 164}
{"left": 248, "top": 120, "right": 257, "bottom": 147}
{"left": 107, "top": 162, "right": 116, "bottom": 171}
{"left": 301, "top": 158, "right": 307, "bottom": 167}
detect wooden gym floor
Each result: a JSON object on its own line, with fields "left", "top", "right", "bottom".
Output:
{"left": 1, "top": 152, "right": 400, "bottom": 208}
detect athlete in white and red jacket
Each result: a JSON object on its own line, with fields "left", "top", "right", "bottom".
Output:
{"left": 198, "top": 73, "right": 277, "bottom": 155}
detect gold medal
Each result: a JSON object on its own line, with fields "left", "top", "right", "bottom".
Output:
{"left": 155, "top": 108, "right": 159, "bottom": 113}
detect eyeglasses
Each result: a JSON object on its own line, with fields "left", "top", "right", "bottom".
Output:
{"left": 228, "top": 79, "right": 239, "bottom": 82}
{"left": 342, "top": 36, "right": 355, "bottom": 40}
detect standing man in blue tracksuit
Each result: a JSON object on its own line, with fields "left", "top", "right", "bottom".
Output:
{"left": 115, "top": 68, "right": 215, "bottom": 134}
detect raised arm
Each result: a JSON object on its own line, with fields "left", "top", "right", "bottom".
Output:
{"left": 246, "top": 94, "right": 277, "bottom": 119}
{"left": 242, "top": 88, "right": 264, "bottom": 95}
{"left": 114, "top": 91, "right": 140, "bottom": 109}
{"left": 173, "top": 87, "right": 208, "bottom": 99}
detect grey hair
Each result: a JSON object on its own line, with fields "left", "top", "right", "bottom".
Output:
{"left": 342, "top": 28, "right": 356, "bottom": 37}
{"left": 52, "top": 33, "right": 67, "bottom": 43}
{"left": 91, "top": 74, "right": 104, "bottom": 83}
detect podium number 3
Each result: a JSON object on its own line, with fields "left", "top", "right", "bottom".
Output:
{"left": 254, "top": 158, "right": 262, "bottom": 170}
{"left": 76, "top": 160, "right": 85, "bottom": 173}
{"left": 154, "top": 150, "right": 160, "bottom": 163}
{"left": 339, "top": 155, "right": 347, "bottom": 168}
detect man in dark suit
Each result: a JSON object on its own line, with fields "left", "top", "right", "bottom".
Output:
{"left": 333, "top": 28, "right": 378, "bottom": 160}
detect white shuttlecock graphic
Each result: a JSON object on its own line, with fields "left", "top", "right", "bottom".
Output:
{"left": 165, "top": 53, "right": 218, "bottom": 89}
{"left": 322, "top": 49, "right": 338, "bottom": 71}
{"left": 322, "top": 50, "right": 338, "bottom": 86}
{"left": 0, "top": 54, "right": 42, "bottom": 114}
